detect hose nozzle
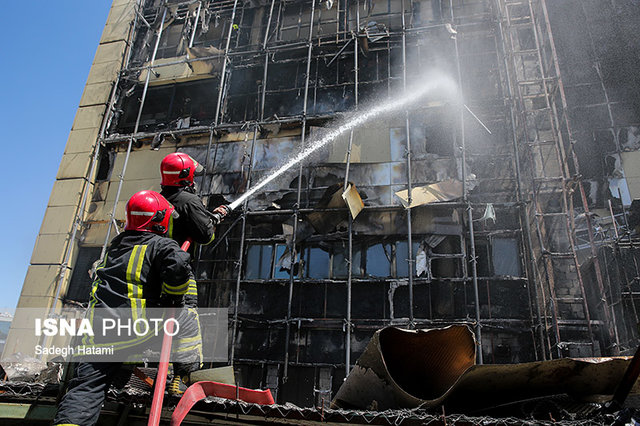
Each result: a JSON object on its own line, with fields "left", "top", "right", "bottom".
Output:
{"left": 211, "top": 204, "right": 230, "bottom": 225}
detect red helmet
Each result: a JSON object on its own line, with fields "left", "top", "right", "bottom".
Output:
{"left": 160, "top": 152, "right": 203, "bottom": 187}
{"left": 125, "top": 190, "right": 177, "bottom": 234}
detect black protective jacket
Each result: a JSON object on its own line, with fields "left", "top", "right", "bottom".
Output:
{"left": 90, "top": 231, "right": 193, "bottom": 309}
{"left": 161, "top": 186, "right": 215, "bottom": 248}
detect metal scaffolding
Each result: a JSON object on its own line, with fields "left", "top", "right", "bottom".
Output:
{"left": 62, "top": 0, "right": 639, "bottom": 407}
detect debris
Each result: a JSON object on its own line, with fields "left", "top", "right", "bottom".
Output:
{"left": 341, "top": 183, "right": 364, "bottom": 219}
{"left": 415, "top": 236, "right": 445, "bottom": 278}
{"left": 0, "top": 353, "right": 48, "bottom": 382}
{"left": 306, "top": 183, "right": 348, "bottom": 233}
{"left": 475, "top": 203, "right": 496, "bottom": 224}
{"left": 190, "top": 366, "right": 236, "bottom": 385}
{"left": 415, "top": 246, "right": 429, "bottom": 278}
{"left": 332, "top": 325, "right": 639, "bottom": 413}
{"left": 332, "top": 325, "right": 475, "bottom": 410}
{"left": 395, "top": 179, "right": 463, "bottom": 208}
{"left": 445, "top": 23, "right": 457, "bottom": 35}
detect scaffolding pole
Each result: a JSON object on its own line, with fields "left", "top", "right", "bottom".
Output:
{"left": 401, "top": 0, "right": 415, "bottom": 327}
{"left": 284, "top": 0, "right": 316, "bottom": 382}
{"left": 230, "top": 126, "right": 258, "bottom": 365}
{"left": 214, "top": 0, "right": 239, "bottom": 127}
{"left": 449, "top": 0, "right": 483, "bottom": 363}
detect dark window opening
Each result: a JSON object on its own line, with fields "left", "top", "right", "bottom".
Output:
{"left": 303, "top": 247, "right": 330, "bottom": 279}
{"left": 366, "top": 243, "right": 393, "bottom": 278}
{"left": 224, "top": 66, "right": 263, "bottom": 123}
{"left": 278, "top": 3, "right": 312, "bottom": 42}
{"left": 492, "top": 238, "right": 522, "bottom": 277}
{"left": 95, "top": 149, "right": 114, "bottom": 182}
{"left": 332, "top": 244, "right": 362, "bottom": 278}
{"left": 390, "top": 118, "right": 454, "bottom": 161}
{"left": 192, "top": 11, "right": 231, "bottom": 50}
{"left": 245, "top": 244, "right": 274, "bottom": 279}
{"left": 473, "top": 237, "right": 522, "bottom": 277}
{"left": 66, "top": 247, "right": 103, "bottom": 304}
{"left": 113, "top": 79, "right": 220, "bottom": 133}
{"left": 396, "top": 241, "right": 420, "bottom": 277}
{"left": 232, "top": 7, "right": 256, "bottom": 49}
{"left": 263, "top": 60, "right": 306, "bottom": 118}
{"left": 157, "top": 23, "right": 185, "bottom": 59}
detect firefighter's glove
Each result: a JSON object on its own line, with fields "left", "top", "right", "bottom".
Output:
{"left": 211, "top": 205, "right": 230, "bottom": 225}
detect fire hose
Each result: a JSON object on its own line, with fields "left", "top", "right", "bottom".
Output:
{"left": 148, "top": 238, "right": 192, "bottom": 426}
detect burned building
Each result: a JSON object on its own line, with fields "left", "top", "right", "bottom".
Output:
{"left": 4, "top": 0, "right": 640, "bottom": 414}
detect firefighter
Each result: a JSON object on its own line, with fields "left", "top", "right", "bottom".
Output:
{"left": 159, "top": 152, "right": 229, "bottom": 247}
{"left": 53, "top": 190, "right": 194, "bottom": 426}
{"left": 159, "top": 152, "right": 228, "bottom": 394}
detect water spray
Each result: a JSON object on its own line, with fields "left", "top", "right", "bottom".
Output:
{"left": 227, "top": 73, "right": 458, "bottom": 212}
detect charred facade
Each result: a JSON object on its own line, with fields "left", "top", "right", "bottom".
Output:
{"left": 7, "top": 0, "right": 640, "bottom": 410}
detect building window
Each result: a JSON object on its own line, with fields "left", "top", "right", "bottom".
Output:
{"left": 366, "top": 243, "right": 393, "bottom": 278}
{"left": 390, "top": 124, "right": 453, "bottom": 161}
{"left": 274, "top": 244, "right": 300, "bottom": 279}
{"left": 157, "top": 24, "right": 185, "bottom": 59}
{"left": 304, "top": 247, "right": 331, "bottom": 279}
{"left": 473, "top": 237, "right": 522, "bottom": 277}
{"left": 246, "top": 239, "right": 467, "bottom": 281}
{"left": 491, "top": 238, "right": 522, "bottom": 277}
{"left": 396, "top": 241, "right": 420, "bottom": 277}
{"left": 245, "top": 245, "right": 273, "bottom": 279}
{"left": 331, "top": 245, "right": 362, "bottom": 278}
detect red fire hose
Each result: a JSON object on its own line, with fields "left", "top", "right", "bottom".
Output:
{"left": 148, "top": 238, "right": 192, "bottom": 426}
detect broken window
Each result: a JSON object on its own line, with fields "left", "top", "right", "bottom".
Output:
{"left": 263, "top": 59, "right": 306, "bottom": 118}
{"left": 310, "top": 54, "right": 355, "bottom": 115}
{"left": 192, "top": 9, "right": 232, "bottom": 50}
{"left": 95, "top": 149, "right": 115, "bottom": 182}
{"left": 312, "top": 3, "right": 340, "bottom": 38}
{"left": 332, "top": 244, "right": 362, "bottom": 278}
{"left": 176, "top": 80, "right": 219, "bottom": 122}
{"left": 275, "top": 244, "right": 301, "bottom": 279}
{"left": 390, "top": 120, "right": 454, "bottom": 161}
{"left": 232, "top": 6, "right": 256, "bottom": 49}
{"left": 474, "top": 240, "right": 491, "bottom": 277}
{"left": 157, "top": 23, "right": 185, "bottom": 59}
{"left": 361, "top": 0, "right": 404, "bottom": 32}
{"left": 209, "top": 141, "right": 250, "bottom": 195}
{"left": 245, "top": 244, "right": 274, "bottom": 279}
{"left": 279, "top": 3, "right": 312, "bottom": 42}
{"left": 253, "top": 138, "right": 298, "bottom": 171}
{"left": 396, "top": 241, "right": 420, "bottom": 277}
{"left": 366, "top": 243, "right": 393, "bottom": 277}
{"left": 359, "top": 50, "right": 390, "bottom": 102}
{"left": 473, "top": 237, "right": 523, "bottom": 277}
{"left": 117, "top": 85, "right": 172, "bottom": 133}
{"left": 113, "top": 79, "right": 220, "bottom": 133}
{"left": 224, "top": 65, "right": 263, "bottom": 123}
{"left": 411, "top": 0, "right": 443, "bottom": 25}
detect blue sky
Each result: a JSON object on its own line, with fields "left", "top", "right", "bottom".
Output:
{"left": 0, "top": 2, "right": 113, "bottom": 310}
